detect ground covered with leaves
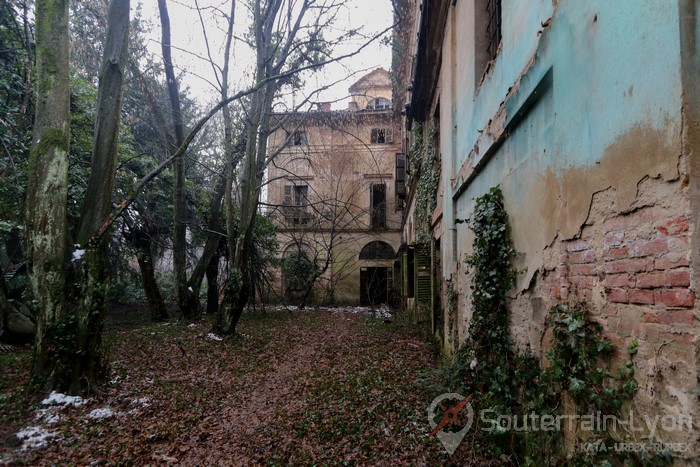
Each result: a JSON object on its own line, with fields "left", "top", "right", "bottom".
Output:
{"left": 0, "top": 305, "right": 483, "bottom": 465}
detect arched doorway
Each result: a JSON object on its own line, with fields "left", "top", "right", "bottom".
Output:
{"left": 359, "top": 241, "right": 395, "bottom": 306}
{"left": 282, "top": 243, "right": 317, "bottom": 304}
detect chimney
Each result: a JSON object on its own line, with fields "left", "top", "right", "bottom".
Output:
{"left": 348, "top": 101, "right": 358, "bottom": 111}
{"left": 320, "top": 102, "right": 331, "bottom": 111}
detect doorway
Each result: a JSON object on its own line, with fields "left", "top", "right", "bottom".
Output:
{"left": 360, "top": 267, "right": 388, "bottom": 305}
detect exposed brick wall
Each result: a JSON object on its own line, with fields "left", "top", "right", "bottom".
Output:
{"left": 527, "top": 181, "right": 698, "bottom": 452}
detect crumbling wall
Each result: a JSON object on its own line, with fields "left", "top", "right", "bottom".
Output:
{"left": 507, "top": 157, "right": 697, "bottom": 454}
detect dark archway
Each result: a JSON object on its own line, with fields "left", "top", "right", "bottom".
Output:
{"left": 359, "top": 241, "right": 395, "bottom": 260}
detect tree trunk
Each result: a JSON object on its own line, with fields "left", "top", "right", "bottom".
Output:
{"left": 25, "top": 0, "right": 71, "bottom": 389}
{"left": 157, "top": 0, "right": 197, "bottom": 319}
{"left": 205, "top": 246, "right": 221, "bottom": 315}
{"left": 71, "top": 0, "right": 131, "bottom": 396}
{"left": 136, "top": 241, "right": 168, "bottom": 321}
{"left": 187, "top": 176, "right": 225, "bottom": 298}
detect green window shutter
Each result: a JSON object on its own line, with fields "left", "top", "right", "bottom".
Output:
{"left": 402, "top": 251, "right": 408, "bottom": 296}
{"left": 415, "top": 243, "right": 431, "bottom": 304}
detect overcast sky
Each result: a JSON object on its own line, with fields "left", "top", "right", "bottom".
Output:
{"left": 138, "top": 0, "right": 394, "bottom": 110}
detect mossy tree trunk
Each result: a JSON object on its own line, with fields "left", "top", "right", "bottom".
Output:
{"left": 28, "top": 0, "right": 131, "bottom": 395}
{"left": 25, "top": 0, "right": 71, "bottom": 388}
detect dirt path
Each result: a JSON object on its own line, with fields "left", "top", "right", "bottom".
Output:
{"left": 2, "top": 308, "right": 460, "bottom": 465}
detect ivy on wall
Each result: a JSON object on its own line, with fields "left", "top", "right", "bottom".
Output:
{"left": 437, "top": 186, "right": 668, "bottom": 465}
{"left": 410, "top": 122, "right": 439, "bottom": 244}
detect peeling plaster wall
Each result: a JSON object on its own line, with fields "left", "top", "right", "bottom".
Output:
{"left": 433, "top": 0, "right": 698, "bottom": 454}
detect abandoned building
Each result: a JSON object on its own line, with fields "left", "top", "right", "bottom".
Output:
{"left": 394, "top": 0, "right": 699, "bottom": 459}
{"left": 266, "top": 68, "right": 403, "bottom": 305}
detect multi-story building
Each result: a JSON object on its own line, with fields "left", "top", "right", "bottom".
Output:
{"left": 395, "top": 0, "right": 699, "bottom": 458}
{"left": 266, "top": 68, "right": 403, "bottom": 305}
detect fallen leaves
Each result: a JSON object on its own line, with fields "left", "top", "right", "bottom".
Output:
{"left": 0, "top": 305, "right": 475, "bottom": 465}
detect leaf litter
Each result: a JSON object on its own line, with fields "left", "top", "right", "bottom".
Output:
{"left": 0, "top": 306, "right": 479, "bottom": 465}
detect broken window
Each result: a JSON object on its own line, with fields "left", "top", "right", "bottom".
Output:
{"left": 370, "top": 128, "right": 393, "bottom": 144}
{"left": 370, "top": 183, "right": 387, "bottom": 230}
{"left": 283, "top": 184, "right": 310, "bottom": 225}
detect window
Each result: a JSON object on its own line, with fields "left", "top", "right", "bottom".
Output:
{"left": 366, "top": 97, "right": 392, "bottom": 110}
{"left": 370, "top": 127, "right": 393, "bottom": 144}
{"left": 475, "top": 0, "right": 502, "bottom": 83}
{"left": 283, "top": 184, "right": 310, "bottom": 225}
{"left": 486, "top": 0, "right": 502, "bottom": 61}
{"left": 292, "top": 131, "right": 307, "bottom": 146}
{"left": 370, "top": 183, "right": 386, "bottom": 230}
{"left": 359, "top": 241, "right": 395, "bottom": 260}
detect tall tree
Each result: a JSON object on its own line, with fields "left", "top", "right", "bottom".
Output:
{"left": 29, "top": 0, "right": 131, "bottom": 394}
{"left": 25, "top": 0, "right": 71, "bottom": 386}
{"left": 157, "top": 0, "right": 197, "bottom": 319}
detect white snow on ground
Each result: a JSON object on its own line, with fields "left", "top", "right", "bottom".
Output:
{"left": 15, "top": 426, "right": 60, "bottom": 450}
{"left": 41, "top": 391, "right": 86, "bottom": 407}
{"left": 187, "top": 323, "right": 197, "bottom": 328}
{"left": 36, "top": 409, "right": 60, "bottom": 425}
{"left": 207, "top": 333, "right": 223, "bottom": 341}
{"left": 87, "top": 407, "right": 114, "bottom": 419}
{"left": 262, "top": 304, "right": 394, "bottom": 319}
{"left": 72, "top": 249, "right": 85, "bottom": 261}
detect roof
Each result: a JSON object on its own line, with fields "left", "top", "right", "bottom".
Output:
{"left": 348, "top": 68, "right": 391, "bottom": 94}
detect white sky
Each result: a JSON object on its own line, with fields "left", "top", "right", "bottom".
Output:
{"left": 138, "top": 0, "right": 394, "bottom": 110}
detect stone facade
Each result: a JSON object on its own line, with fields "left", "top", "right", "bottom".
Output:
{"left": 266, "top": 69, "right": 402, "bottom": 305}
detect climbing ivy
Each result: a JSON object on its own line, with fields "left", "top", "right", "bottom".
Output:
{"left": 438, "top": 186, "right": 667, "bottom": 465}
{"left": 411, "top": 122, "right": 439, "bottom": 244}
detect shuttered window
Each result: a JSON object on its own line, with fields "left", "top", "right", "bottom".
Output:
{"left": 414, "top": 243, "right": 431, "bottom": 304}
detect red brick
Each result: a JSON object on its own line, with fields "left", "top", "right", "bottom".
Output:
{"left": 667, "top": 269, "right": 691, "bottom": 287}
{"left": 636, "top": 272, "right": 667, "bottom": 289}
{"left": 603, "top": 247, "right": 629, "bottom": 260}
{"left": 603, "top": 273, "right": 633, "bottom": 288}
{"left": 656, "top": 216, "right": 689, "bottom": 236}
{"left": 628, "top": 289, "right": 655, "bottom": 304}
{"left": 569, "top": 264, "right": 597, "bottom": 276}
{"left": 607, "top": 288, "right": 629, "bottom": 303}
{"left": 568, "top": 249, "right": 596, "bottom": 264}
{"left": 654, "top": 289, "right": 696, "bottom": 308}
{"left": 629, "top": 238, "right": 669, "bottom": 258}
{"left": 566, "top": 239, "right": 592, "bottom": 252}
{"left": 643, "top": 309, "right": 696, "bottom": 326}
{"left": 604, "top": 258, "right": 651, "bottom": 274}
{"left": 654, "top": 257, "right": 690, "bottom": 270}
{"left": 603, "top": 231, "right": 625, "bottom": 248}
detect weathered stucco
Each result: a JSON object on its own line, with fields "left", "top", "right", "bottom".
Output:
{"left": 397, "top": 0, "right": 699, "bottom": 457}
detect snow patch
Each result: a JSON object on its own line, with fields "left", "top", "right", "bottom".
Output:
{"left": 41, "top": 391, "right": 86, "bottom": 407}
{"left": 15, "top": 426, "right": 60, "bottom": 450}
{"left": 187, "top": 323, "right": 197, "bottom": 329}
{"left": 207, "top": 333, "right": 223, "bottom": 342}
{"left": 36, "top": 409, "right": 60, "bottom": 425}
{"left": 72, "top": 247, "right": 85, "bottom": 261}
{"left": 87, "top": 407, "right": 114, "bottom": 419}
